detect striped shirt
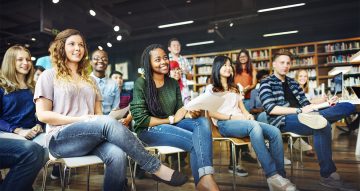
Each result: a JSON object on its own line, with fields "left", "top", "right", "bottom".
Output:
{"left": 259, "top": 74, "right": 310, "bottom": 128}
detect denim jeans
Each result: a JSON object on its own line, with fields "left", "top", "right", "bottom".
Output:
{"left": 217, "top": 120, "right": 285, "bottom": 178}
{"left": 138, "top": 117, "right": 214, "bottom": 185}
{"left": 243, "top": 99, "right": 251, "bottom": 111}
{"left": 0, "top": 138, "right": 45, "bottom": 191}
{"left": 256, "top": 111, "right": 269, "bottom": 124}
{"left": 49, "top": 116, "right": 161, "bottom": 191}
{"left": 282, "top": 102, "right": 356, "bottom": 178}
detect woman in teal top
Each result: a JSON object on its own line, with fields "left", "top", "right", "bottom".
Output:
{"left": 131, "top": 44, "right": 219, "bottom": 191}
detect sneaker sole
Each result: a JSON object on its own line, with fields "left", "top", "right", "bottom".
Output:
{"left": 298, "top": 113, "right": 328, "bottom": 129}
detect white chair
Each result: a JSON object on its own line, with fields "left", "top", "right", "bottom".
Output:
{"left": 42, "top": 153, "right": 136, "bottom": 191}
{"left": 282, "top": 132, "right": 311, "bottom": 177}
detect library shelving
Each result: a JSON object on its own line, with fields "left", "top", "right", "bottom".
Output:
{"left": 184, "top": 37, "right": 360, "bottom": 93}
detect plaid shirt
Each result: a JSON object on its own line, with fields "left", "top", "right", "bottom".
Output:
{"left": 169, "top": 53, "right": 192, "bottom": 74}
{"left": 259, "top": 74, "right": 311, "bottom": 128}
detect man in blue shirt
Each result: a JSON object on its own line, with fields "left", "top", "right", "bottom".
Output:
{"left": 90, "top": 50, "right": 120, "bottom": 115}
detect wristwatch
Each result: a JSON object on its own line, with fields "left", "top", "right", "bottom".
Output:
{"left": 296, "top": 108, "right": 302, "bottom": 114}
{"left": 168, "top": 115, "right": 175, "bottom": 124}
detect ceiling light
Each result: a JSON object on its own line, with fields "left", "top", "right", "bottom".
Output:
{"left": 31, "top": 57, "right": 36, "bottom": 61}
{"left": 158, "top": 20, "right": 194, "bottom": 28}
{"left": 25, "top": 44, "right": 30, "bottom": 48}
{"left": 116, "top": 35, "right": 122, "bottom": 41}
{"left": 258, "top": 3, "right": 305, "bottom": 13}
{"left": 128, "top": 11, "right": 132, "bottom": 15}
{"left": 186, "top": 0, "right": 191, "bottom": 3}
{"left": 31, "top": 37, "right": 36, "bottom": 41}
{"left": 186, "top": 40, "right": 215, "bottom": 47}
{"left": 98, "top": 46, "right": 103, "bottom": 50}
{"left": 263, "top": 30, "right": 298, "bottom": 37}
{"left": 107, "top": 42, "right": 112, "bottom": 47}
{"left": 114, "top": 25, "right": 120, "bottom": 32}
{"left": 89, "top": 9, "right": 96, "bottom": 16}
{"left": 229, "top": 22, "right": 234, "bottom": 27}
{"left": 52, "top": 0, "right": 59, "bottom": 3}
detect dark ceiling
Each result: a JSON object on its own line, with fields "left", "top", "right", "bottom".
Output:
{"left": 1, "top": 0, "right": 360, "bottom": 60}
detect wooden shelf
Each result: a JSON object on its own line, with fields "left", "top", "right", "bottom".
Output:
{"left": 290, "top": 65, "right": 316, "bottom": 70}
{"left": 186, "top": 37, "right": 360, "bottom": 92}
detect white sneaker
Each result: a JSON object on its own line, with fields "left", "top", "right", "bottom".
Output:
{"left": 298, "top": 113, "right": 327, "bottom": 129}
{"left": 284, "top": 157, "right": 291, "bottom": 165}
{"left": 267, "top": 174, "right": 297, "bottom": 191}
{"left": 293, "top": 138, "right": 312, "bottom": 151}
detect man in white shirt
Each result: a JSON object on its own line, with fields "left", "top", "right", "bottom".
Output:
{"left": 168, "top": 38, "right": 193, "bottom": 80}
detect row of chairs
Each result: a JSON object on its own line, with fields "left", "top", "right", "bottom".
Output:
{"left": 40, "top": 122, "right": 309, "bottom": 191}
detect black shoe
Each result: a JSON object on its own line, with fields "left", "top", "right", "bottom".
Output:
{"left": 151, "top": 170, "right": 188, "bottom": 187}
{"left": 228, "top": 166, "right": 249, "bottom": 177}
{"left": 50, "top": 165, "right": 60, "bottom": 180}
{"left": 135, "top": 167, "right": 146, "bottom": 179}
{"left": 241, "top": 152, "right": 257, "bottom": 163}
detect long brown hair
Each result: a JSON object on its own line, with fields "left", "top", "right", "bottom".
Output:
{"left": 235, "top": 49, "right": 253, "bottom": 75}
{"left": 211, "top": 56, "right": 239, "bottom": 93}
{"left": 0, "top": 45, "right": 35, "bottom": 94}
{"left": 295, "top": 69, "right": 309, "bottom": 93}
{"left": 49, "top": 29, "right": 96, "bottom": 89}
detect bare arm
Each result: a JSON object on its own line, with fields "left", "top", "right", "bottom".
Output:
{"left": 208, "top": 111, "right": 231, "bottom": 121}
{"left": 148, "top": 107, "right": 187, "bottom": 126}
{"left": 95, "top": 100, "right": 103, "bottom": 115}
{"left": 36, "top": 98, "right": 84, "bottom": 126}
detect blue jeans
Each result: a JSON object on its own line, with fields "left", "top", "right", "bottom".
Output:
{"left": 282, "top": 102, "right": 356, "bottom": 178}
{"left": 0, "top": 138, "right": 45, "bottom": 191}
{"left": 256, "top": 111, "right": 269, "bottom": 124}
{"left": 138, "top": 117, "right": 214, "bottom": 185}
{"left": 49, "top": 116, "right": 161, "bottom": 191}
{"left": 243, "top": 99, "right": 251, "bottom": 111}
{"left": 217, "top": 120, "right": 285, "bottom": 178}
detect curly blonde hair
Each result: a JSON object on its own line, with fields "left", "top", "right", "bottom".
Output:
{"left": 49, "top": 29, "right": 96, "bottom": 90}
{"left": 0, "top": 45, "right": 35, "bottom": 94}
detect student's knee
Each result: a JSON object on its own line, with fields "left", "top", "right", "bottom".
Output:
{"left": 22, "top": 141, "right": 45, "bottom": 167}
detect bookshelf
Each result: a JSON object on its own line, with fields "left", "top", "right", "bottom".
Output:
{"left": 184, "top": 37, "right": 360, "bottom": 93}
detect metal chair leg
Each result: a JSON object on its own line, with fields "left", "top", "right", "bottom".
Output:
{"left": 87, "top": 166, "right": 90, "bottom": 191}
{"left": 42, "top": 161, "right": 52, "bottom": 191}
{"left": 128, "top": 157, "right": 136, "bottom": 191}
{"left": 177, "top": 152, "right": 181, "bottom": 172}
{"left": 289, "top": 136, "right": 294, "bottom": 179}
{"left": 59, "top": 164, "right": 65, "bottom": 191}
{"left": 231, "top": 143, "right": 236, "bottom": 191}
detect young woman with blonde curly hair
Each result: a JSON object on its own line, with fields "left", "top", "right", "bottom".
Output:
{"left": 34, "top": 29, "right": 187, "bottom": 190}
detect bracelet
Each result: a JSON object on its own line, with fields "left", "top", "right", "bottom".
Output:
{"left": 229, "top": 114, "right": 232, "bottom": 120}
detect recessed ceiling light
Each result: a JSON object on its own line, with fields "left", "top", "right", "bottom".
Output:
{"left": 158, "top": 20, "right": 194, "bottom": 28}
{"left": 107, "top": 42, "right": 112, "bottom": 47}
{"left": 114, "top": 25, "right": 120, "bottom": 32}
{"left": 186, "top": 40, "right": 215, "bottom": 47}
{"left": 258, "top": 3, "right": 305, "bottom": 13}
{"left": 263, "top": 30, "right": 298, "bottom": 37}
{"left": 31, "top": 37, "right": 36, "bottom": 41}
{"left": 52, "top": 0, "right": 59, "bottom": 3}
{"left": 25, "top": 44, "right": 30, "bottom": 48}
{"left": 229, "top": 22, "right": 234, "bottom": 27}
{"left": 116, "top": 35, "right": 122, "bottom": 41}
{"left": 98, "top": 46, "right": 103, "bottom": 50}
{"left": 128, "top": 11, "right": 132, "bottom": 15}
{"left": 89, "top": 9, "right": 96, "bottom": 16}
{"left": 186, "top": 0, "right": 191, "bottom": 3}
{"left": 31, "top": 57, "right": 36, "bottom": 61}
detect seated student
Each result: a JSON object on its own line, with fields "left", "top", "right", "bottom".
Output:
{"left": 259, "top": 50, "right": 357, "bottom": 190}
{"left": 34, "top": 65, "right": 45, "bottom": 82}
{"left": 0, "top": 138, "right": 45, "bottom": 191}
{"left": 34, "top": 29, "right": 188, "bottom": 190}
{"left": 0, "top": 45, "right": 45, "bottom": 146}
{"left": 207, "top": 56, "right": 297, "bottom": 191}
{"left": 110, "top": 71, "right": 133, "bottom": 127}
{"left": 130, "top": 44, "right": 219, "bottom": 191}
{"left": 249, "top": 70, "right": 269, "bottom": 123}
{"left": 90, "top": 50, "right": 120, "bottom": 115}
{"left": 166, "top": 60, "right": 191, "bottom": 167}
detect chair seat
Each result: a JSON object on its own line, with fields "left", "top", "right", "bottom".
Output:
{"left": 146, "top": 146, "right": 185, "bottom": 155}
{"left": 282, "top": 132, "right": 307, "bottom": 138}
{"left": 48, "top": 153, "right": 103, "bottom": 168}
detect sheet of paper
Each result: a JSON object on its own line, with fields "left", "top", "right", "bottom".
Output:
{"left": 184, "top": 92, "right": 225, "bottom": 112}
{"left": 109, "top": 105, "right": 130, "bottom": 120}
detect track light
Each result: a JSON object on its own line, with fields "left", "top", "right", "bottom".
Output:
{"left": 114, "top": 26, "right": 120, "bottom": 32}
{"left": 107, "top": 42, "right": 112, "bottom": 47}
{"left": 89, "top": 9, "right": 96, "bottom": 16}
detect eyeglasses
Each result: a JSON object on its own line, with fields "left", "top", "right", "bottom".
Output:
{"left": 92, "top": 57, "right": 108, "bottom": 62}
